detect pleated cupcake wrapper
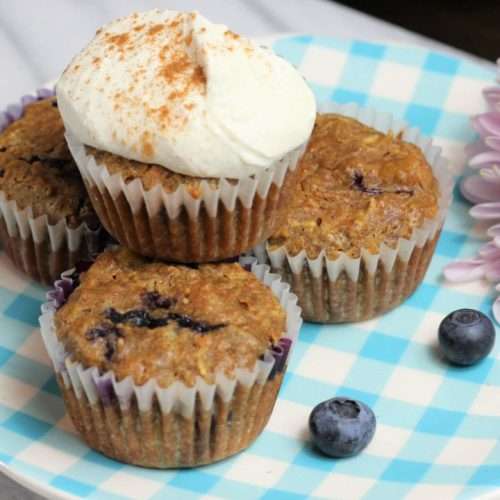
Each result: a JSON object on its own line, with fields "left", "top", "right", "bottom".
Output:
{"left": 39, "top": 257, "right": 302, "bottom": 467}
{"left": 0, "top": 89, "right": 102, "bottom": 285}
{"left": 65, "top": 130, "right": 305, "bottom": 262}
{"left": 254, "top": 102, "right": 454, "bottom": 323}
{"left": 0, "top": 87, "right": 55, "bottom": 132}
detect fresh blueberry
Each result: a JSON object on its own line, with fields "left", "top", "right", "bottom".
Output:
{"left": 439, "top": 309, "right": 495, "bottom": 366}
{"left": 309, "top": 397, "right": 376, "bottom": 458}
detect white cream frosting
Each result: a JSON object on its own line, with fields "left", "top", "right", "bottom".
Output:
{"left": 56, "top": 10, "right": 316, "bottom": 179}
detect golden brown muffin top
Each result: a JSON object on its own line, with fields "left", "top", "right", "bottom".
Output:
{"left": 0, "top": 98, "right": 98, "bottom": 228}
{"left": 55, "top": 247, "right": 286, "bottom": 387}
{"left": 268, "top": 114, "right": 440, "bottom": 259}
{"left": 86, "top": 146, "right": 234, "bottom": 199}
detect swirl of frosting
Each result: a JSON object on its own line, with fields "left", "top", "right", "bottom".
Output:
{"left": 57, "top": 10, "right": 316, "bottom": 178}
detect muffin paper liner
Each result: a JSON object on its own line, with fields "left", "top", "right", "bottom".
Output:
{"left": 65, "top": 130, "right": 305, "bottom": 263}
{"left": 0, "top": 89, "right": 102, "bottom": 285}
{"left": 254, "top": 102, "right": 453, "bottom": 323}
{"left": 39, "top": 257, "right": 302, "bottom": 468}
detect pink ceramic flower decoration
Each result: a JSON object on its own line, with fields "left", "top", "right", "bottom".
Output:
{"left": 444, "top": 62, "right": 500, "bottom": 321}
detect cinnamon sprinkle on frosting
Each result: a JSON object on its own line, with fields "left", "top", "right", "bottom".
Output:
{"left": 147, "top": 24, "right": 164, "bottom": 36}
{"left": 56, "top": 9, "right": 316, "bottom": 178}
{"left": 106, "top": 32, "right": 129, "bottom": 48}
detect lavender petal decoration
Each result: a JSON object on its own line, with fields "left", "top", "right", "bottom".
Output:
{"left": 444, "top": 60, "right": 500, "bottom": 322}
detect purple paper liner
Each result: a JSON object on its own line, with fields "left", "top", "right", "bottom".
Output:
{"left": 1, "top": 88, "right": 106, "bottom": 287}
{"left": 95, "top": 377, "right": 115, "bottom": 406}
{"left": 0, "top": 87, "right": 55, "bottom": 133}
{"left": 46, "top": 278, "right": 74, "bottom": 309}
{"left": 267, "top": 337, "right": 292, "bottom": 380}
{"left": 45, "top": 258, "right": 97, "bottom": 309}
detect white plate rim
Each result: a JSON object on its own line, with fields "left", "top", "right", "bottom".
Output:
{"left": 0, "top": 461, "right": 75, "bottom": 500}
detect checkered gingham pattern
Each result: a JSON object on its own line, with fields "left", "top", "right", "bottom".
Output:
{"left": 0, "top": 35, "right": 499, "bottom": 500}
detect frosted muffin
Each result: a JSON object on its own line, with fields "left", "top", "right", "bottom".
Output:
{"left": 39, "top": 247, "right": 301, "bottom": 468}
{"left": 0, "top": 94, "right": 102, "bottom": 285}
{"left": 258, "top": 109, "right": 451, "bottom": 323}
{"left": 57, "top": 10, "right": 316, "bottom": 262}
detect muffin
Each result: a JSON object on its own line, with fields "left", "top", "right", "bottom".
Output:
{"left": 57, "top": 10, "right": 316, "bottom": 263}
{"left": 256, "top": 104, "right": 452, "bottom": 323}
{"left": 39, "top": 247, "right": 301, "bottom": 468}
{"left": 0, "top": 92, "right": 103, "bottom": 285}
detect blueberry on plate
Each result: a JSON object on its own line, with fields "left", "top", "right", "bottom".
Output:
{"left": 309, "top": 397, "right": 376, "bottom": 458}
{"left": 439, "top": 309, "right": 495, "bottom": 366}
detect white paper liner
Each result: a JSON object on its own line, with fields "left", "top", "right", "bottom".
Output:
{"left": 66, "top": 130, "right": 304, "bottom": 217}
{"left": 65, "top": 129, "right": 306, "bottom": 261}
{"left": 0, "top": 192, "right": 99, "bottom": 253}
{"left": 255, "top": 102, "right": 453, "bottom": 283}
{"left": 39, "top": 257, "right": 302, "bottom": 419}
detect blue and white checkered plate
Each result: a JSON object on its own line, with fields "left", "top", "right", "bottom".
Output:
{"left": 1, "top": 35, "right": 499, "bottom": 500}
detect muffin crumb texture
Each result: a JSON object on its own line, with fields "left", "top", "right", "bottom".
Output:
{"left": 268, "top": 114, "right": 440, "bottom": 259}
{"left": 55, "top": 247, "right": 286, "bottom": 387}
{"left": 85, "top": 145, "right": 224, "bottom": 197}
{"left": 0, "top": 98, "right": 97, "bottom": 227}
